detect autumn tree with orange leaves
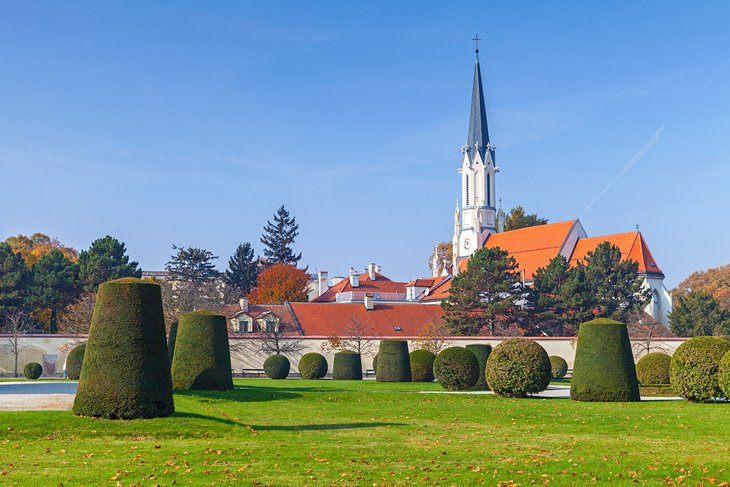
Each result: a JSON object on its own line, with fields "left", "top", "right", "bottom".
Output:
{"left": 4, "top": 233, "right": 78, "bottom": 268}
{"left": 674, "top": 263, "right": 730, "bottom": 310}
{"left": 247, "top": 264, "right": 309, "bottom": 304}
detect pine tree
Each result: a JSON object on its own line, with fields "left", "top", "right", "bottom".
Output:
{"left": 0, "top": 243, "right": 30, "bottom": 318}
{"left": 504, "top": 206, "right": 548, "bottom": 231}
{"left": 225, "top": 243, "right": 259, "bottom": 295}
{"left": 78, "top": 235, "right": 142, "bottom": 291}
{"left": 529, "top": 254, "right": 584, "bottom": 336}
{"left": 442, "top": 246, "right": 524, "bottom": 336}
{"left": 669, "top": 291, "right": 730, "bottom": 337}
{"left": 165, "top": 246, "right": 220, "bottom": 283}
{"left": 260, "top": 205, "right": 302, "bottom": 265}
{"left": 27, "top": 249, "right": 81, "bottom": 333}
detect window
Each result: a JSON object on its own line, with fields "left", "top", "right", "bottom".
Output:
{"left": 393, "top": 326, "right": 402, "bottom": 332}
{"left": 487, "top": 174, "right": 491, "bottom": 206}
{"left": 652, "top": 290, "right": 661, "bottom": 319}
{"left": 238, "top": 319, "right": 253, "bottom": 333}
{"left": 465, "top": 175, "right": 470, "bottom": 206}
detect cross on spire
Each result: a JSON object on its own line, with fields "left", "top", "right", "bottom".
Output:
{"left": 472, "top": 34, "right": 481, "bottom": 53}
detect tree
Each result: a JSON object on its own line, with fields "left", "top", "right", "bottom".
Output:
{"left": 0, "top": 310, "right": 36, "bottom": 377}
{"left": 4, "top": 233, "right": 78, "bottom": 268}
{"left": 442, "top": 246, "right": 524, "bottom": 336}
{"left": 58, "top": 291, "right": 96, "bottom": 337}
{"left": 627, "top": 310, "right": 672, "bottom": 357}
{"left": 165, "top": 245, "right": 221, "bottom": 282}
{"left": 412, "top": 320, "right": 453, "bottom": 354}
{"left": 225, "top": 243, "right": 259, "bottom": 295}
{"left": 577, "top": 242, "right": 650, "bottom": 323}
{"left": 249, "top": 316, "right": 304, "bottom": 355}
{"left": 0, "top": 242, "right": 30, "bottom": 317}
{"left": 321, "top": 315, "right": 379, "bottom": 357}
{"left": 669, "top": 291, "right": 730, "bottom": 337}
{"left": 673, "top": 263, "right": 730, "bottom": 310}
{"left": 77, "top": 236, "right": 141, "bottom": 291}
{"left": 260, "top": 205, "right": 302, "bottom": 265}
{"left": 428, "top": 241, "right": 453, "bottom": 276}
{"left": 504, "top": 206, "right": 548, "bottom": 232}
{"left": 529, "top": 255, "right": 585, "bottom": 336}
{"left": 247, "top": 264, "right": 310, "bottom": 304}
{"left": 27, "top": 249, "right": 80, "bottom": 333}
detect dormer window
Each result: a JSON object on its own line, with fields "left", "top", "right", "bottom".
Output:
{"left": 393, "top": 326, "right": 402, "bottom": 332}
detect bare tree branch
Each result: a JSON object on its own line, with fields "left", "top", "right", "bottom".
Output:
{"left": 320, "top": 315, "right": 379, "bottom": 357}
{"left": 0, "top": 310, "right": 36, "bottom": 377}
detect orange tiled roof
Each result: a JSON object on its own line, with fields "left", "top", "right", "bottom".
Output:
{"left": 405, "top": 277, "right": 441, "bottom": 288}
{"left": 420, "top": 276, "right": 452, "bottom": 303}
{"left": 569, "top": 231, "right": 663, "bottom": 274}
{"left": 313, "top": 271, "right": 407, "bottom": 302}
{"left": 288, "top": 302, "right": 444, "bottom": 336}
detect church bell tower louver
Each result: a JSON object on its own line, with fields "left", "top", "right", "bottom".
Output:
{"left": 453, "top": 36, "right": 498, "bottom": 271}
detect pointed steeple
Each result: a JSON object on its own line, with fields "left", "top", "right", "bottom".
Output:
{"left": 466, "top": 40, "right": 490, "bottom": 162}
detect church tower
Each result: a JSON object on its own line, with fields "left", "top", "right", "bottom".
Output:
{"left": 453, "top": 39, "right": 498, "bottom": 271}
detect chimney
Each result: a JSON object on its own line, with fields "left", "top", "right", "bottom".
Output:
{"left": 349, "top": 267, "right": 359, "bottom": 288}
{"left": 376, "top": 264, "right": 382, "bottom": 274}
{"left": 364, "top": 293, "right": 374, "bottom": 311}
{"left": 368, "top": 263, "right": 377, "bottom": 281}
{"left": 317, "top": 270, "right": 329, "bottom": 297}
{"left": 239, "top": 297, "right": 249, "bottom": 313}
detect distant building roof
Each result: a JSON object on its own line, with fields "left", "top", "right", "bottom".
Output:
{"left": 313, "top": 271, "right": 407, "bottom": 302}
{"left": 569, "top": 231, "right": 663, "bottom": 275}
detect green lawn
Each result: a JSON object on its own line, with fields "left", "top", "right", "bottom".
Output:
{"left": 1, "top": 379, "right": 728, "bottom": 486}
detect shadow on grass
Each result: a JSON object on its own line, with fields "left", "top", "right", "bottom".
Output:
{"left": 173, "top": 411, "right": 243, "bottom": 426}
{"left": 249, "top": 422, "right": 405, "bottom": 432}
{"left": 174, "top": 385, "right": 346, "bottom": 403}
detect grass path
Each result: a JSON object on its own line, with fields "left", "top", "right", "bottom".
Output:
{"left": 0, "top": 379, "right": 728, "bottom": 485}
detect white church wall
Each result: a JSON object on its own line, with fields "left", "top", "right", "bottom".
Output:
{"left": 643, "top": 275, "right": 673, "bottom": 325}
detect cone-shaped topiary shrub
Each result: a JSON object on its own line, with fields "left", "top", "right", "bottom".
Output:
{"left": 549, "top": 355, "right": 568, "bottom": 379}
{"left": 66, "top": 343, "right": 86, "bottom": 380}
{"left": 24, "top": 362, "right": 42, "bottom": 379}
{"left": 465, "top": 344, "right": 492, "bottom": 390}
{"left": 670, "top": 336, "right": 730, "bottom": 402}
{"left": 410, "top": 349, "right": 436, "bottom": 382}
{"left": 372, "top": 353, "right": 379, "bottom": 373}
{"left": 486, "top": 339, "right": 551, "bottom": 398}
{"left": 299, "top": 352, "right": 328, "bottom": 379}
{"left": 570, "top": 318, "right": 640, "bottom": 402}
{"left": 434, "top": 347, "right": 479, "bottom": 390}
{"left": 636, "top": 352, "right": 671, "bottom": 385}
{"left": 718, "top": 350, "right": 730, "bottom": 399}
{"left": 171, "top": 311, "right": 233, "bottom": 390}
{"left": 333, "top": 351, "right": 362, "bottom": 380}
{"left": 376, "top": 340, "right": 411, "bottom": 382}
{"left": 73, "top": 277, "right": 174, "bottom": 419}
{"left": 264, "top": 355, "right": 290, "bottom": 379}
{"left": 167, "top": 321, "right": 178, "bottom": 364}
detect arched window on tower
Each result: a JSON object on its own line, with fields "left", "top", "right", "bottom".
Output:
{"left": 465, "top": 175, "right": 470, "bottom": 206}
{"left": 474, "top": 173, "right": 480, "bottom": 205}
{"left": 487, "top": 174, "right": 491, "bottom": 206}
{"left": 652, "top": 289, "right": 661, "bottom": 320}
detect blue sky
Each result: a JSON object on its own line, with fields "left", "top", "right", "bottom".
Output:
{"left": 1, "top": 1, "right": 728, "bottom": 287}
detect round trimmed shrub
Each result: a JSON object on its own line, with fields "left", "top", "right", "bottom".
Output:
{"left": 465, "top": 344, "right": 492, "bottom": 390}
{"left": 549, "top": 355, "right": 568, "bottom": 379}
{"left": 719, "top": 350, "right": 730, "bottom": 398}
{"left": 73, "top": 277, "right": 174, "bottom": 419}
{"left": 670, "top": 336, "right": 730, "bottom": 402}
{"left": 636, "top": 352, "right": 671, "bottom": 385}
{"left": 24, "top": 362, "right": 42, "bottom": 380}
{"left": 376, "top": 340, "right": 411, "bottom": 382}
{"left": 410, "top": 350, "right": 436, "bottom": 382}
{"left": 434, "top": 347, "right": 479, "bottom": 390}
{"left": 264, "top": 355, "right": 290, "bottom": 379}
{"left": 720, "top": 335, "right": 730, "bottom": 343}
{"left": 372, "top": 353, "right": 379, "bottom": 373}
{"left": 167, "top": 321, "right": 178, "bottom": 364}
{"left": 486, "top": 339, "right": 551, "bottom": 398}
{"left": 333, "top": 351, "right": 362, "bottom": 380}
{"left": 299, "top": 353, "right": 328, "bottom": 380}
{"left": 66, "top": 343, "right": 86, "bottom": 380}
{"left": 570, "top": 318, "right": 640, "bottom": 402}
{"left": 171, "top": 311, "right": 233, "bottom": 390}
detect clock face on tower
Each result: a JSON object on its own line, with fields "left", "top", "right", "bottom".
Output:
{"left": 463, "top": 238, "right": 471, "bottom": 250}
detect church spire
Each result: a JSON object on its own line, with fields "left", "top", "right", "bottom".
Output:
{"left": 466, "top": 34, "right": 490, "bottom": 162}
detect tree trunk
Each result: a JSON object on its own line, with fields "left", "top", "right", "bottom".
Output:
{"left": 50, "top": 308, "right": 57, "bottom": 334}
{"left": 14, "top": 351, "right": 18, "bottom": 378}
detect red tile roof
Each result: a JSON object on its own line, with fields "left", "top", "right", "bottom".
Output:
{"left": 288, "top": 302, "right": 444, "bottom": 337}
{"left": 313, "top": 271, "right": 407, "bottom": 302}
{"left": 420, "top": 277, "right": 453, "bottom": 303}
{"left": 569, "top": 231, "right": 663, "bottom": 274}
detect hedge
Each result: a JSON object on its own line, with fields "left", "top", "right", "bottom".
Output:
{"left": 549, "top": 355, "right": 568, "bottom": 379}
{"left": 72, "top": 277, "right": 174, "bottom": 419}
{"left": 66, "top": 343, "right": 86, "bottom": 380}
{"left": 372, "top": 353, "right": 379, "bottom": 373}
{"left": 333, "top": 351, "right": 362, "bottom": 380}
{"left": 670, "top": 336, "right": 730, "bottom": 402}
{"left": 410, "top": 349, "right": 436, "bottom": 382}
{"left": 24, "top": 362, "right": 42, "bottom": 380}
{"left": 264, "top": 355, "right": 290, "bottom": 379}
{"left": 299, "top": 353, "right": 328, "bottom": 380}
{"left": 465, "top": 344, "right": 492, "bottom": 390}
{"left": 570, "top": 318, "right": 640, "bottom": 402}
{"left": 719, "top": 350, "right": 730, "bottom": 399}
{"left": 167, "top": 321, "right": 178, "bottom": 364}
{"left": 376, "top": 340, "right": 411, "bottom": 382}
{"left": 485, "top": 339, "right": 551, "bottom": 398}
{"left": 170, "top": 311, "right": 233, "bottom": 390}
{"left": 636, "top": 352, "right": 671, "bottom": 385}
{"left": 434, "top": 347, "right": 479, "bottom": 390}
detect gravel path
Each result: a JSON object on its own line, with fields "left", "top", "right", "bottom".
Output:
{"left": 0, "top": 381, "right": 77, "bottom": 411}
